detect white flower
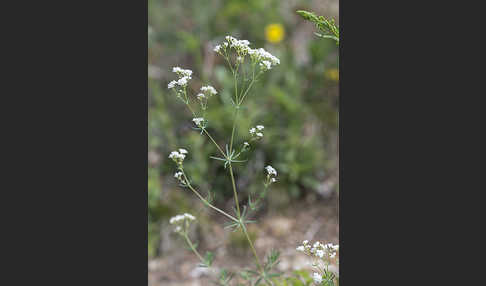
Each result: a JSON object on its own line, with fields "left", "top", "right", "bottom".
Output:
{"left": 260, "top": 60, "right": 272, "bottom": 70}
{"left": 168, "top": 80, "right": 177, "bottom": 89}
{"left": 192, "top": 117, "right": 205, "bottom": 126}
{"left": 249, "top": 48, "right": 280, "bottom": 66}
{"left": 174, "top": 171, "right": 183, "bottom": 180}
{"left": 256, "top": 132, "right": 263, "bottom": 137}
{"left": 303, "top": 240, "right": 309, "bottom": 245}
{"left": 169, "top": 150, "right": 186, "bottom": 163}
{"left": 265, "top": 165, "right": 277, "bottom": 176}
{"left": 196, "top": 93, "right": 205, "bottom": 100}
{"left": 316, "top": 249, "right": 324, "bottom": 258}
{"left": 200, "top": 85, "right": 217, "bottom": 95}
{"left": 296, "top": 246, "right": 305, "bottom": 252}
{"left": 179, "top": 148, "right": 188, "bottom": 154}
{"left": 271, "top": 178, "right": 276, "bottom": 183}
{"left": 170, "top": 213, "right": 196, "bottom": 225}
{"left": 330, "top": 253, "right": 336, "bottom": 259}
{"left": 313, "top": 273, "right": 323, "bottom": 284}
{"left": 256, "top": 125, "right": 264, "bottom": 130}
{"left": 177, "top": 76, "right": 190, "bottom": 86}
{"left": 237, "top": 56, "right": 243, "bottom": 62}
{"left": 213, "top": 45, "right": 221, "bottom": 52}
{"left": 249, "top": 128, "right": 256, "bottom": 135}
{"left": 184, "top": 213, "right": 196, "bottom": 220}
{"left": 243, "top": 142, "right": 249, "bottom": 147}
{"left": 169, "top": 214, "right": 184, "bottom": 224}
{"left": 174, "top": 226, "right": 182, "bottom": 233}
{"left": 172, "top": 67, "right": 192, "bottom": 77}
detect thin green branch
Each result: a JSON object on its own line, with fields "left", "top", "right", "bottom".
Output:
{"left": 184, "top": 233, "right": 204, "bottom": 262}
{"left": 182, "top": 171, "right": 238, "bottom": 222}
{"left": 242, "top": 223, "right": 264, "bottom": 273}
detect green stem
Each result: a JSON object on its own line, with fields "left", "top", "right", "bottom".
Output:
{"left": 238, "top": 65, "right": 257, "bottom": 105}
{"left": 203, "top": 129, "right": 227, "bottom": 159}
{"left": 182, "top": 103, "right": 227, "bottom": 159}
{"left": 229, "top": 163, "right": 240, "bottom": 217}
{"left": 229, "top": 108, "right": 239, "bottom": 153}
{"left": 182, "top": 172, "right": 238, "bottom": 222}
{"left": 241, "top": 223, "right": 264, "bottom": 273}
{"left": 183, "top": 233, "right": 204, "bottom": 262}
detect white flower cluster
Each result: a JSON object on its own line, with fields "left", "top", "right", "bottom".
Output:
{"left": 192, "top": 117, "right": 205, "bottom": 128}
{"left": 169, "top": 148, "right": 188, "bottom": 165}
{"left": 199, "top": 85, "right": 218, "bottom": 98}
{"left": 296, "top": 240, "right": 339, "bottom": 284}
{"left": 248, "top": 47, "right": 280, "bottom": 67}
{"left": 168, "top": 67, "right": 192, "bottom": 89}
{"left": 265, "top": 165, "right": 277, "bottom": 177}
{"left": 225, "top": 35, "right": 250, "bottom": 50}
{"left": 313, "top": 272, "right": 323, "bottom": 284}
{"left": 173, "top": 171, "right": 185, "bottom": 185}
{"left": 249, "top": 125, "right": 264, "bottom": 139}
{"left": 265, "top": 165, "right": 277, "bottom": 185}
{"left": 169, "top": 213, "right": 196, "bottom": 233}
{"left": 213, "top": 36, "right": 280, "bottom": 71}
{"left": 296, "top": 240, "right": 339, "bottom": 259}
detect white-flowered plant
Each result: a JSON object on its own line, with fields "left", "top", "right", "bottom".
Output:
{"left": 166, "top": 35, "right": 284, "bottom": 285}
{"left": 296, "top": 240, "right": 339, "bottom": 285}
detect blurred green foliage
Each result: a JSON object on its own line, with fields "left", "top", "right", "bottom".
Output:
{"left": 149, "top": 0, "right": 338, "bottom": 257}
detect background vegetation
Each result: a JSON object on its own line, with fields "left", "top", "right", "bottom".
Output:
{"left": 148, "top": 0, "right": 339, "bottom": 276}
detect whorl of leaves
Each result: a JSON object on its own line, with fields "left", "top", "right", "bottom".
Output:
{"left": 296, "top": 10, "right": 339, "bottom": 44}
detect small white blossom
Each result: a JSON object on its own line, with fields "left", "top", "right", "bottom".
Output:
{"left": 174, "top": 171, "right": 183, "bottom": 180}
{"left": 192, "top": 117, "right": 205, "bottom": 126}
{"left": 196, "top": 93, "right": 205, "bottom": 100}
{"left": 178, "top": 148, "right": 188, "bottom": 154}
{"left": 237, "top": 56, "right": 243, "bottom": 62}
{"left": 169, "top": 151, "right": 186, "bottom": 167}
{"left": 316, "top": 249, "right": 325, "bottom": 258}
{"left": 249, "top": 128, "right": 256, "bottom": 135}
{"left": 243, "top": 142, "right": 249, "bottom": 147}
{"left": 296, "top": 246, "right": 305, "bottom": 252}
{"left": 271, "top": 178, "right": 276, "bottom": 183}
{"left": 313, "top": 273, "right": 323, "bottom": 284}
{"left": 265, "top": 165, "right": 277, "bottom": 176}
{"left": 256, "top": 125, "right": 264, "bottom": 130}
{"left": 184, "top": 213, "right": 196, "bottom": 220}
{"left": 168, "top": 80, "right": 177, "bottom": 89}
{"left": 172, "top": 67, "right": 192, "bottom": 77}
{"left": 169, "top": 214, "right": 185, "bottom": 224}
{"left": 177, "top": 76, "right": 190, "bottom": 86}
{"left": 303, "top": 240, "right": 309, "bottom": 245}
{"left": 170, "top": 213, "right": 196, "bottom": 225}
{"left": 260, "top": 60, "right": 272, "bottom": 70}
{"left": 256, "top": 132, "right": 263, "bottom": 137}
{"left": 213, "top": 45, "right": 221, "bottom": 52}
{"left": 200, "top": 85, "right": 217, "bottom": 96}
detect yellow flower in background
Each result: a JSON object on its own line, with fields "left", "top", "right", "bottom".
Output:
{"left": 265, "top": 23, "right": 285, "bottom": 43}
{"left": 325, "top": 68, "right": 339, "bottom": 82}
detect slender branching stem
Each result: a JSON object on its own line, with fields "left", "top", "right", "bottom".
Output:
{"left": 203, "top": 129, "right": 227, "bottom": 159}
{"left": 182, "top": 171, "right": 238, "bottom": 222}
{"left": 241, "top": 223, "right": 264, "bottom": 273}
{"left": 228, "top": 163, "right": 240, "bottom": 217}
{"left": 226, "top": 59, "right": 265, "bottom": 275}
{"left": 183, "top": 233, "right": 204, "bottom": 262}
{"left": 182, "top": 100, "right": 227, "bottom": 159}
